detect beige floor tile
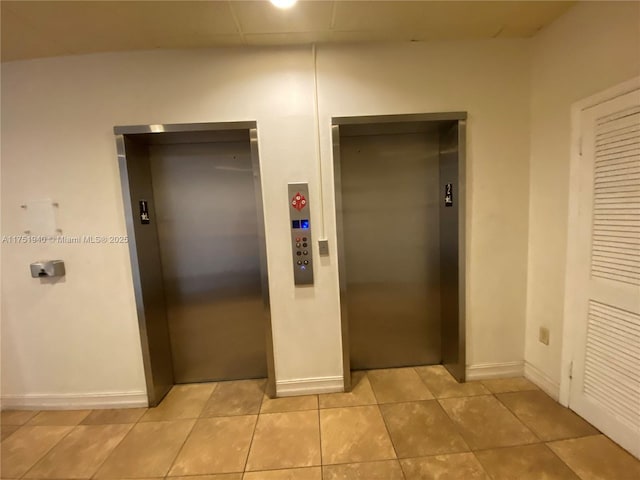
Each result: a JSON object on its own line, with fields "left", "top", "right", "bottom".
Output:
{"left": 246, "top": 410, "right": 321, "bottom": 471}
{"left": 380, "top": 400, "right": 469, "bottom": 457}
{"left": 82, "top": 407, "right": 147, "bottom": 425}
{"left": 497, "top": 390, "right": 599, "bottom": 441}
{"left": 168, "top": 416, "right": 257, "bottom": 476}
{"left": 141, "top": 383, "right": 216, "bottom": 422}
{"left": 438, "top": 395, "right": 538, "bottom": 450}
{"left": 27, "top": 410, "right": 90, "bottom": 426}
{"left": 1, "top": 410, "right": 39, "bottom": 426}
{"left": 261, "top": 394, "right": 318, "bottom": 414}
{"left": 475, "top": 444, "right": 580, "bottom": 480}
{"left": 320, "top": 406, "right": 396, "bottom": 465}
{"left": 548, "top": 434, "right": 640, "bottom": 480}
{"left": 244, "top": 467, "right": 322, "bottom": 479}
{"left": 201, "top": 379, "right": 265, "bottom": 417}
{"left": 24, "top": 424, "right": 132, "bottom": 479}
{"left": 415, "top": 365, "right": 490, "bottom": 398}
{"left": 1, "top": 425, "right": 20, "bottom": 442}
{"left": 322, "top": 460, "right": 404, "bottom": 479}
{"left": 481, "top": 377, "right": 538, "bottom": 394}
{"left": 319, "top": 372, "right": 377, "bottom": 409}
{"left": 400, "top": 453, "right": 490, "bottom": 480}
{"left": 94, "top": 419, "right": 195, "bottom": 478}
{"left": 0, "top": 426, "right": 73, "bottom": 479}
{"left": 367, "top": 368, "right": 434, "bottom": 404}
{"left": 173, "top": 475, "right": 242, "bottom": 480}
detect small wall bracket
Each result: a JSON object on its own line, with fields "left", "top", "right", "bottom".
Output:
{"left": 30, "top": 260, "right": 65, "bottom": 278}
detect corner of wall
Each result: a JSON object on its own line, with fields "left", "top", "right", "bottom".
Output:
{"left": 524, "top": 361, "right": 560, "bottom": 400}
{"left": 522, "top": 0, "right": 640, "bottom": 391}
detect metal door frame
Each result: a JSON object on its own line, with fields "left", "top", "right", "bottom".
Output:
{"left": 331, "top": 112, "right": 467, "bottom": 390}
{"left": 115, "top": 121, "right": 276, "bottom": 404}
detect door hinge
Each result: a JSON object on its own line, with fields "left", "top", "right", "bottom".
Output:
{"left": 569, "top": 361, "right": 573, "bottom": 379}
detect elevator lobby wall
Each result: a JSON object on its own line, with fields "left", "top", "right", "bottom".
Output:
{"left": 1, "top": 40, "right": 530, "bottom": 406}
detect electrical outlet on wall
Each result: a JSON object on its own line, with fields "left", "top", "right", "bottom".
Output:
{"left": 539, "top": 327, "right": 550, "bottom": 346}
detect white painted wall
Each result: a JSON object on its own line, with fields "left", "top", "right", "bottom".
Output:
{"left": 1, "top": 39, "right": 531, "bottom": 406}
{"left": 525, "top": 1, "right": 640, "bottom": 396}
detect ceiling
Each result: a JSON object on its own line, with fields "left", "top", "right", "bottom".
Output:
{"left": 1, "top": 0, "right": 575, "bottom": 62}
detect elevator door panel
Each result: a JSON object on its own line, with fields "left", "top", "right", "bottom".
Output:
{"left": 150, "top": 142, "right": 266, "bottom": 383}
{"left": 341, "top": 133, "right": 441, "bottom": 370}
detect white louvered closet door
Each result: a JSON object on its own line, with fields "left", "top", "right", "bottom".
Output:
{"left": 570, "top": 87, "right": 640, "bottom": 458}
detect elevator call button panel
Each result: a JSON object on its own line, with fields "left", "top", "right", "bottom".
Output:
{"left": 289, "top": 183, "right": 314, "bottom": 285}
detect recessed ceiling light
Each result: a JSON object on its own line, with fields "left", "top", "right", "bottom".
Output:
{"left": 270, "top": 0, "right": 298, "bottom": 9}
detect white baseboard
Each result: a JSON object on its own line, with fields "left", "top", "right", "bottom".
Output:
{"left": 276, "top": 376, "right": 343, "bottom": 397}
{"left": 524, "top": 361, "right": 560, "bottom": 400}
{"left": 0, "top": 391, "right": 148, "bottom": 410}
{"left": 466, "top": 361, "right": 524, "bottom": 381}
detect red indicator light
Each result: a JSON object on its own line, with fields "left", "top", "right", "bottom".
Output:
{"left": 291, "top": 192, "right": 307, "bottom": 211}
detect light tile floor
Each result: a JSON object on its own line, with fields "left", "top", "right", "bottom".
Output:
{"left": 2, "top": 366, "right": 640, "bottom": 479}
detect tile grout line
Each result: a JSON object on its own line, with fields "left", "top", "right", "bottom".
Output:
{"left": 322, "top": 371, "right": 402, "bottom": 476}
{"left": 161, "top": 417, "right": 199, "bottom": 478}
{"left": 431, "top": 397, "right": 473, "bottom": 454}
{"left": 197, "top": 381, "right": 220, "bottom": 420}
{"left": 317, "top": 399, "right": 324, "bottom": 472}
{"left": 0, "top": 423, "right": 25, "bottom": 444}
{"left": 320, "top": 457, "right": 409, "bottom": 468}
{"left": 435, "top": 394, "right": 469, "bottom": 447}
{"left": 493, "top": 388, "right": 602, "bottom": 441}
{"left": 544, "top": 438, "right": 592, "bottom": 479}
{"left": 134, "top": 403, "right": 148, "bottom": 425}
{"left": 376, "top": 402, "right": 404, "bottom": 462}
{"left": 469, "top": 440, "right": 588, "bottom": 480}
{"left": 440, "top": 391, "right": 544, "bottom": 446}
{"left": 470, "top": 450, "right": 499, "bottom": 480}
{"left": 240, "top": 385, "right": 266, "bottom": 474}
{"left": 410, "top": 366, "right": 438, "bottom": 401}
{"left": 413, "top": 365, "right": 496, "bottom": 399}
{"left": 492, "top": 391, "right": 545, "bottom": 444}
{"left": 412, "top": 365, "right": 439, "bottom": 398}
{"left": 543, "top": 432, "right": 605, "bottom": 443}
{"left": 123, "top": 383, "right": 216, "bottom": 478}
{"left": 89, "top": 421, "right": 138, "bottom": 480}
{"left": 496, "top": 390, "right": 590, "bottom": 447}
{"left": 372, "top": 390, "right": 406, "bottom": 479}
{"left": 18, "top": 418, "right": 85, "bottom": 480}
{"left": 467, "top": 432, "right": 609, "bottom": 455}
{"left": 1, "top": 409, "right": 40, "bottom": 429}
{"left": 367, "top": 371, "right": 381, "bottom": 405}
{"left": 373, "top": 372, "right": 512, "bottom": 480}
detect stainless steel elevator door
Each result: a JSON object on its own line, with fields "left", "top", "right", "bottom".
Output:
{"left": 149, "top": 141, "right": 266, "bottom": 383}
{"left": 341, "top": 132, "right": 441, "bottom": 370}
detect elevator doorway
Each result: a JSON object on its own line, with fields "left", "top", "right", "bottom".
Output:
{"left": 116, "top": 122, "right": 275, "bottom": 406}
{"left": 332, "top": 113, "right": 466, "bottom": 386}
